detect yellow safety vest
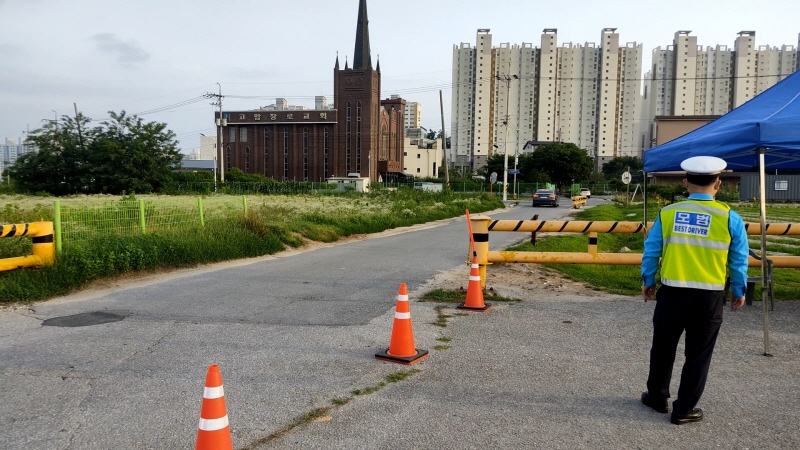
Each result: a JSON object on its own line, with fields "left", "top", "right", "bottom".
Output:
{"left": 659, "top": 199, "right": 732, "bottom": 291}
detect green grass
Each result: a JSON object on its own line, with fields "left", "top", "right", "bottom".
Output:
{"left": 512, "top": 203, "right": 800, "bottom": 300}
{"left": 1, "top": 191, "right": 504, "bottom": 304}
{"left": 419, "top": 288, "right": 521, "bottom": 303}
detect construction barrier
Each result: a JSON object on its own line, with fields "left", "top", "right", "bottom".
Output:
{"left": 468, "top": 215, "right": 800, "bottom": 287}
{"left": 0, "top": 221, "right": 56, "bottom": 272}
{"left": 571, "top": 195, "right": 587, "bottom": 209}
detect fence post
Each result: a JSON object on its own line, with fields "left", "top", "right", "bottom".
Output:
{"left": 242, "top": 195, "right": 247, "bottom": 215}
{"left": 53, "top": 200, "right": 62, "bottom": 254}
{"left": 198, "top": 197, "right": 205, "bottom": 227}
{"left": 138, "top": 199, "right": 146, "bottom": 234}
{"left": 470, "top": 214, "right": 492, "bottom": 288}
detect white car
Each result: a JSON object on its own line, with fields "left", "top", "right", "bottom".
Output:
{"left": 579, "top": 188, "right": 591, "bottom": 198}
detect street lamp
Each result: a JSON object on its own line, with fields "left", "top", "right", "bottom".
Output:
{"left": 495, "top": 73, "right": 518, "bottom": 202}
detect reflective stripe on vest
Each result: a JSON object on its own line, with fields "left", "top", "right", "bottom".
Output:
{"left": 659, "top": 200, "right": 731, "bottom": 291}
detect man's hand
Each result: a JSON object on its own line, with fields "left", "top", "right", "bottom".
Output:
{"left": 731, "top": 296, "right": 746, "bottom": 310}
{"left": 642, "top": 285, "right": 656, "bottom": 302}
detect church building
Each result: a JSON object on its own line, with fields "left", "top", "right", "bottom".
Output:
{"left": 216, "top": 0, "right": 405, "bottom": 183}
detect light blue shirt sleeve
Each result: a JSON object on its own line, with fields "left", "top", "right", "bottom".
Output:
{"left": 727, "top": 210, "right": 750, "bottom": 298}
{"left": 641, "top": 214, "right": 663, "bottom": 287}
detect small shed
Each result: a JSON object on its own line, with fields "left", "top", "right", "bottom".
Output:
{"left": 326, "top": 176, "right": 370, "bottom": 192}
{"left": 739, "top": 173, "right": 800, "bottom": 201}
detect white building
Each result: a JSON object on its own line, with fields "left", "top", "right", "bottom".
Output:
{"left": 1, "top": 137, "right": 37, "bottom": 181}
{"left": 403, "top": 128, "right": 441, "bottom": 178}
{"left": 451, "top": 28, "right": 643, "bottom": 172}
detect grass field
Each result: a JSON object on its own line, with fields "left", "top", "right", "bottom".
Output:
{"left": 0, "top": 190, "right": 504, "bottom": 303}
{"left": 506, "top": 202, "right": 800, "bottom": 300}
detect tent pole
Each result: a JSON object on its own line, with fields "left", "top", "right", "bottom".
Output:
{"left": 758, "top": 147, "right": 771, "bottom": 356}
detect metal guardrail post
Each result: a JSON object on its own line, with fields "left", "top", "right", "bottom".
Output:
{"left": 198, "top": 197, "right": 205, "bottom": 228}
{"left": 53, "top": 200, "right": 62, "bottom": 254}
{"left": 588, "top": 232, "right": 598, "bottom": 255}
{"left": 138, "top": 199, "right": 146, "bottom": 234}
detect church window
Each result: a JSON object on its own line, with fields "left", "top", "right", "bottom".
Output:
{"left": 303, "top": 127, "right": 309, "bottom": 181}
{"left": 356, "top": 102, "right": 362, "bottom": 173}
{"left": 264, "top": 130, "right": 269, "bottom": 177}
{"left": 283, "top": 127, "right": 289, "bottom": 181}
{"left": 245, "top": 147, "right": 250, "bottom": 172}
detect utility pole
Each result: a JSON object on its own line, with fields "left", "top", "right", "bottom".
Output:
{"left": 218, "top": 83, "right": 225, "bottom": 183}
{"left": 439, "top": 90, "right": 449, "bottom": 187}
{"left": 496, "top": 72, "right": 518, "bottom": 202}
{"left": 73, "top": 103, "right": 85, "bottom": 150}
{"left": 207, "top": 83, "right": 226, "bottom": 184}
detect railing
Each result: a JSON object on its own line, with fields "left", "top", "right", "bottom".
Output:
{"left": 467, "top": 215, "right": 800, "bottom": 287}
{"left": 0, "top": 221, "right": 56, "bottom": 272}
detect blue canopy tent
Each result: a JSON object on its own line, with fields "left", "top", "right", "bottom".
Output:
{"left": 644, "top": 70, "right": 800, "bottom": 356}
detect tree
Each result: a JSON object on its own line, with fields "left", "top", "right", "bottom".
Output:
{"left": 526, "top": 142, "right": 594, "bottom": 189}
{"left": 10, "top": 111, "right": 182, "bottom": 195}
{"left": 601, "top": 156, "right": 642, "bottom": 180}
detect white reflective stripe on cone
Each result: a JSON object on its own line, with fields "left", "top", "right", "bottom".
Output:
{"left": 397, "top": 294, "right": 409, "bottom": 301}
{"left": 395, "top": 312, "right": 411, "bottom": 319}
{"left": 198, "top": 415, "right": 229, "bottom": 431}
{"left": 469, "top": 276, "right": 481, "bottom": 281}
{"left": 203, "top": 385, "right": 224, "bottom": 399}
{"left": 471, "top": 264, "right": 479, "bottom": 269}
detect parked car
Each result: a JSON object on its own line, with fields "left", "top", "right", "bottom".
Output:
{"left": 579, "top": 188, "right": 591, "bottom": 198}
{"left": 532, "top": 189, "right": 559, "bottom": 207}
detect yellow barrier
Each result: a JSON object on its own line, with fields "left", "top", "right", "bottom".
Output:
{"left": 570, "top": 195, "right": 587, "bottom": 209}
{"left": 468, "top": 215, "right": 800, "bottom": 287}
{"left": 0, "top": 221, "right": 56, "bottom": 272}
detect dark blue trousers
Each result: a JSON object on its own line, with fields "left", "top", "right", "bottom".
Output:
{"left": 646, "top": 285, "right": 724, "bottom": 415}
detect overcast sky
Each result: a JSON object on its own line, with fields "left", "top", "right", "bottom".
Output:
{"left": 1, "top": 0, "right": 799, "bottom": 154}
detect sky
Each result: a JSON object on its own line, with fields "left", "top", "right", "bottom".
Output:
{"left": 1, "top": 0, "right": 799, "bottom": 155}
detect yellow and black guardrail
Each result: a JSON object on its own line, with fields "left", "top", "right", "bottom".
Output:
{"left": 468, "top": 215, "right": 800, "bottom": 288}
{"left": 0, "top": 221, "right": 56, "bottom": 272}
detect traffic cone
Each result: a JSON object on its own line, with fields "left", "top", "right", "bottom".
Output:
{"left": 375, "top": 283, "right": 429, "bottom": 365}
{"left": 196, "top": 364, "right": 233, "bottom": 450}
{"left": 457, "top": 256, "right": 492, "bottom": 311}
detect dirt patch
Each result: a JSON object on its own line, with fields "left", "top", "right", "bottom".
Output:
{"left": 416, "top": 262, "right": 631, "bottom": 303}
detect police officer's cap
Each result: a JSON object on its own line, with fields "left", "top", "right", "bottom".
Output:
{"left": 680, "top": 156, "right": 726, "bottom": 175}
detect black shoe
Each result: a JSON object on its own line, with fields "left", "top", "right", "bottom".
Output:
{"left": 671, "top": 408, "right": 703, "bottom": 425}
{"left": 641, "top": 392, "right": 668, "bottom": 413}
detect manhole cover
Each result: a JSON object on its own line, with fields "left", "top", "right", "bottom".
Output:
{"left": 42, "top": 311, "right": 128, "bottom": 327}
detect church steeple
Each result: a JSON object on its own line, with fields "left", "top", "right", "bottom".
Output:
{"left": 335, "top": 51, "right": 339, "bottom": 70}
{"left": 353, "top": 0, "right": 372, "bottom": 70}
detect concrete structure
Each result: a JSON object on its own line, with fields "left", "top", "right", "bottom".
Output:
{"left": 451, "top": 28, "right": 643, "bottom": 172}
{"left": 652, "top": 115, "right": 718, "bottom": 147}
{"left": 402, "top": 129, "right": 440, "bottom": 178}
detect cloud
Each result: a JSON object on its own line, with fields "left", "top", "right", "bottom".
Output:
{"left": 91, "top": 33, "right": 150, "bottom": 64}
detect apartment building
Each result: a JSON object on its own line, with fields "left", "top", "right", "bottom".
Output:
{"left": 451, "top": 28, "right": 643, "bottom": 172}
{"left": 404, "top": 102, "right": 422, "bottom": 129}
{"left": 644, "top": 30, "right": 798, "bottom": 149}
{"left": 1, "top": 137, "right": 38, "bottom": 181}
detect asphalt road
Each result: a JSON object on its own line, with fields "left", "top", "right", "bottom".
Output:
{"left": 2, "top": 197, "right": 798, "bottom": 449}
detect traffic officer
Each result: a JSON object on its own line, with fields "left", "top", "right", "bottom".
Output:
{"left": 640, "top": 156, "right": 749, "bottom": 425}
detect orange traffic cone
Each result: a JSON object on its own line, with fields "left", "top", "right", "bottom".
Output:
{"left": 458, "top": 256, "right": 492, "bottom": 311}
{"left": 196, "top": 364, "right": 233, "bottom": 450}
{"left": 375, "top": 283, "right": 429, "bottom": 365}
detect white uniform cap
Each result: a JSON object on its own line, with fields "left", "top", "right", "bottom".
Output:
{"left": 680, "top": 156, "right": 726, "bottom": 175}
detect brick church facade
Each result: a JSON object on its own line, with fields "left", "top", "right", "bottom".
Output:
{"left": 216, "top": 0, "right": 405, "bottom": 183}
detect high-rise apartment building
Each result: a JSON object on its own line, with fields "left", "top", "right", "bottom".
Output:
{"left": 404, "top": 102, "right": 421, "bottom": 129}
{"left": 451, "top": 28, "right": 643, "bottom": 172}
{"left": 644, "top": 30, "right": 798, "bottom": 149}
